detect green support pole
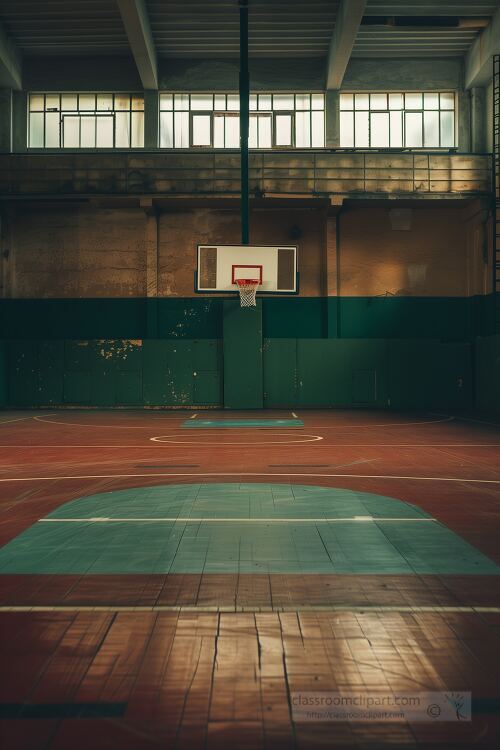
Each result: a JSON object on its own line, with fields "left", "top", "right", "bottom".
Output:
{"left": 239, "top": 0, "right": 250, "bottom": 244}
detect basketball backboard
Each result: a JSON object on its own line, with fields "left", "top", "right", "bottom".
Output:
{"left": 195, "top": 244, "right": 298, "bottom": 294}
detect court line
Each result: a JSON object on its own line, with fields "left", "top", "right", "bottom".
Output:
{"left": 0, "top": 414, "right": 54, "bottom": 426}
{"left": 1, "top": 605, "right": 499, "bottom": 614}
{"left": 38, "top": 516, "right": 436, "bottom": 524}
{"left": 0, "top": 472, "right": 499, "bottom": 484}
{"left": 150, "top": 434, "right": 323, "bottom": 445}
{"left": 0, "top": 444, "right": 499, "bottom": 448}
{"left": 432, "top": 412, "right": 500, "bottom": 428}
{"left": 33, "top": 415, "right": 187, "bottom": 429}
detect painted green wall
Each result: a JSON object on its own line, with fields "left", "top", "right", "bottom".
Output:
{"left": 476, "top": 335, "right": 500, "bottom": 415}
{"left": 223, "top": 300, "right": 263, "bottom": 409}
{"left": 0, "top": 342, "right": 6, "bottom": 407}
{"left": 0, "top": 295, "right": 494, "bottom": 341}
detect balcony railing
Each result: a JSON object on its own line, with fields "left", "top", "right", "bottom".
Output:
{"left": 0, "top": 150, "right": 492, "bottom": 198}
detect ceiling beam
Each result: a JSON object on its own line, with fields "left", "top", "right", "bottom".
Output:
{"left": 326, "top": 0, "right": 366, "bottom": 90}
{"left": 465, "top": 4, "right": 500, "bottom": 88}
{"left": 117, "top": 0, "right": 157, "bottom": 89}
{"left": 0, "top": 21, "right": 22, "bottom": 90}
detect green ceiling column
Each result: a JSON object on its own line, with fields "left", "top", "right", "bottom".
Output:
{"left": 144, "top": 89, "right": 159, "bottom": 148}
{"left": 223, "top": 299, "right": 263, "bottom": 408}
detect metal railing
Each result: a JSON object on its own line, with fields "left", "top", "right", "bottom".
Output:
{"left": 0, "top": 149, "right": 492, "bottom": 198}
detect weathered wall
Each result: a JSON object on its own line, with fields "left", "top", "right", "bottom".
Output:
{"left": 3, "top": 206, "right": 145, "bottom": 298}
{"left": 338, "top": 206, "right": 484, "bottom": 297}
{"left": 476, "top": 334, "right": 500, "bottom": 415}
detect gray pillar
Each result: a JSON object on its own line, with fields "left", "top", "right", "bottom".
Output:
{"left": 12, "top": 90, "right": 27, "bottom": 152}
{"left": 325, "top": 89, "right": 340, "bottom": 148}
{"left": 457, "top": 89, "right": 471, "bottom": 153}
{"left": 470, "top": 87, "right": 487, "bottom": 153}
{"left": 144, "top": 89, "right": 159, "bottom": 149}
{"left": 0, "top": 89, "right": 12, "bottom": 153}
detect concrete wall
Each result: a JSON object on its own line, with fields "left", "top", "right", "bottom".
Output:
{"left": 476, "top": 334, "right": 500, "bottom": 414}
{"left": 1, "top": 202, "right": 489, "bottom": 301}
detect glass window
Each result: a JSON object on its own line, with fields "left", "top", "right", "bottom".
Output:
{"left": 159, "top": 92, "right": 325, "bottom": 149}
{"left": 339, "top": 91, "right": 456, "bottom": 148}
{"left": 28, "top": 92, "right": 144, "bottom": 148}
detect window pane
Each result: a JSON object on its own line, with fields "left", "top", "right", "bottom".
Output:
{"left": 191, "top": 94, "right": 213, "bottom": 110}
{"left": 295, "top": 111, "right": 310, "bottom": 147}
{"left": 295, "top": 94, "right": 310, "bottom": 110}
{"left": 249, "top": 116, "right": 257, "bottom": 148}
{"left": 192, "top": 114, "right": 211, "bottom": 146}
{"left": 174, "top": 111, "right": 189, "bottom": 146}
{"left": 354, "top": 111, "right": 369, "bottom": 147}
{"left": 115, "top": 111, "right": 130, "bottom": 147}
{"left": 340, "top": 111, "right": 354, "bottom": 147}
{"left": 214, "top": 115, "right": 225, "bottom": 147}
{"left": 311, "top": 94, "right": 324, "bottom": 110}
{"left": 424, "top": 110, "right": 439, "bottom": 147}
{"left": 114, "top": 95, "right": 130, "bottom": 111}
{"left": 81, "top": 116, "right": 96, "bottom": 147}
{"left": 131, "top": 112, "right": 144, "bottom": 147}
{"left": 340, "top": 94, "right": 353, "bottom": 110}
{"left": 273, "top": 94, "right": 294, "bottom": 111}
{"left": 311, "top": 111, "right": 324, "bottom": 147}
{"left": 79, "top": 94, "right": 96, "bottom": 110}
{"left": 355, "top": 93, "right": 369, "bottom": 110}
{"left": 258, "top": 94, "right": 271, "bottom": 110}
{"left": 440, "top": 111, "right": 454, "bottom": 146}
{"left": 61, "top": 94, "right": 78, "bottom": 111}
{"left": 174, "top": 94, "right": 189, "bottom": 111}
{"left": 370, "top": 112, "right": 389, "bottom": 147}
{"left": 275, "top": 114, "right": 292, "bottom": 145}
{"left": 97, "top": 94, "right": 113, "bottom": 111}
{"left": 160, "top": 112, "right": 174, "bottom": 147}
{"left": 405, "top": 93, "right": 422, "bottom": 109}
{"left": 29, "top": 95, "right": 45, "bottom": 112}
{"left": 45, "top": 112, "right": 60, "bottom": 147}
{"left": 45, "top": 94, "right": 60, "bottom": 111}
{"left": 96, "top": 116, "right": 114, "bottom": 147}
{"left": 389, "top": 111, "right": 402, "bottom": 147}
{"left": 370, "top": 94, "right": 387, "bottom": 110}
{"left": 225, "top": 115, "right": 239, "bottom": 148}
{"left": 62, "top": 116, "right": 79, "bottom": 148}
{"left": 440, "top": 93, "right": 454, "bottom": 110}
{"left": 258, "top": 115, "right": 272, "bottom": 148}
{"left": 424, "top": 93, "right": 439, "bottom": 110}
{"left": 160, "top": 94, "right": 173, "bottom": 110}
{"left": 132, "top": 96, "right": 143, "bottom": 111}
{"left": 405, "top": 112, "right": 422, "bottom": 147}
{"left": 214, "top": 94, "right": 226, "bottom": 110}
{"left": 388, "top": 93, "right": 403, "bottom": 110}
{"left": 249, "top": 94, "right": 257, "bottom": 111}
{"left": 29, "top": 113, "right": 44, "bottom": 147}
{"left": 227, "top": 95, "right": 240, "bottom": 111}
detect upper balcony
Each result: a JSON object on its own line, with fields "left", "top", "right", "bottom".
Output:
{"left": 0, "top": 150, "right": 492, "bottom": 200}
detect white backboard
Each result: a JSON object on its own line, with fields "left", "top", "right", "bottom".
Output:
{"left": 196, "top": 245, "right": 298, "bottom": 294}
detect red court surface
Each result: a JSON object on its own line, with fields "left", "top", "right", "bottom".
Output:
{"left": 0, "top": 409, "right": 500, "bottom": 749}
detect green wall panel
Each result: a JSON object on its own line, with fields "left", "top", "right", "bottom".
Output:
{"left": 0, "top": 342, "right": 7, "bottom": 407}
{"left": 263, "top": 339, "right": 297, "bottom": 407}
{"left": 476, "top": 334, "right": 500, "bottom": 415}
{"left": 223, "top": 300, "right": 263, "bottom": 409}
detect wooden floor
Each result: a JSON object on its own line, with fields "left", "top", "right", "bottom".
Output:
{"left": 0, "top": 409, "right": 499, "bottom": 749}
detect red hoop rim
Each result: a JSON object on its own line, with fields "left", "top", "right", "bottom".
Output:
{"left": 236, "top": 278, "right": 260, "bottom": 287}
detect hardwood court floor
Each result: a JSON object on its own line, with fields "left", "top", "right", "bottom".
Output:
{"left": 0, "top": 409, "right": 499, "bottom": 749}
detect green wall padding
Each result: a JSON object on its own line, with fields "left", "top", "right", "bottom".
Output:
{"left": 223, "top": 300, "right": 263, "bottom": 409}
{"left": 0, "top": 342, "right": 6, "bottom": 407}
{"left": 0, "top": 296, "right": 494, "bottom": 341}
{"left": 476, "top": 334, "right": 500, "bottom": 415}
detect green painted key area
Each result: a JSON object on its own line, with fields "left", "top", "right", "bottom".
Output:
{"left": 0, "top": 484, "right": 498, "bottom": 575}
{"left": 183, "top": 419, "right": 304, "bottom": 428}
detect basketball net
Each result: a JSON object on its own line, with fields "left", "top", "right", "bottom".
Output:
{"left": 236, "top": 278, "right": 260, "bottom": 307}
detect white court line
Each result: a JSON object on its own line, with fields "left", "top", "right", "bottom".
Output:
{"left": 0, "top": 472, "right": 499, "bottom": 484}
{"left": 38, "top": 516, "right": 436, "bottom": 523}
{"left": 150, "top": 433, "right": 323, "bottom": 445}
{"left": 189, "top": 413, "right": 198, "bottom": 419}
{"left": 432, "top": 412, "right": 500, "bottom": 428}
{"left": 0, "top": 414, "right": 54, "bottom": 426}
{"left": 33, "top": 415, "right": 187, "bottom": 429}
{"left": 1, "top": 605, "right": 499, "bottom": 614}
{"left": 0, "top": 443, "right": 499, "bottom": 448}
{"left": 292, "top": 412, "right": 298, "bottom": 418}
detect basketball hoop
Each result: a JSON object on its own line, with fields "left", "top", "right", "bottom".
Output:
{"left": 236, "top": 278, "right": 260, "bottom": 307}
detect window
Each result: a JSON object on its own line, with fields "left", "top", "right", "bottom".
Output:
{"left": 28, "top": 93, "right": 144, "bottom": 148}
{"left": 339, "top": 92, "right": 455, "bottom": 149}
{"left": 159, "top": 93, "right": 325, "bottom": 149}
